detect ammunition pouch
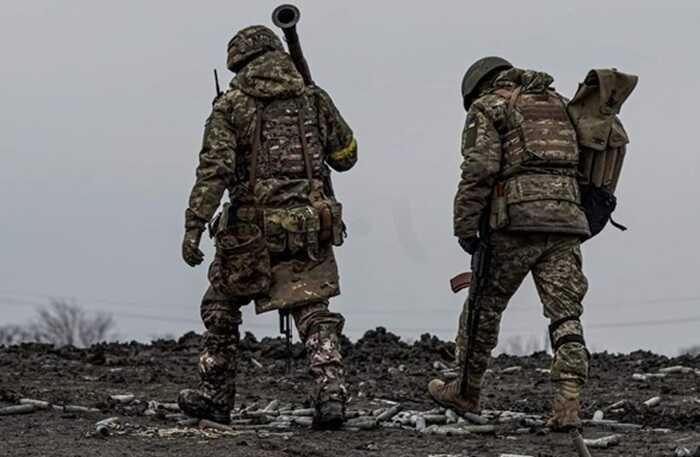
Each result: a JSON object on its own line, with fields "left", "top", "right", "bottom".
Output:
{"left": 209, "top": 220, "right": 272, "bottom": 299}
{"left": 237, "top": 199, "right": 344, "bottom": 260}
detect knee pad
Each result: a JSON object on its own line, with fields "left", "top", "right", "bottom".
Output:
{"left": 549, "top": 316, "right": 589, "bottom": 359}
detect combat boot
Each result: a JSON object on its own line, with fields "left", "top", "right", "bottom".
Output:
{"left": 305, "top": 322, "right": 347, "bottom": 430}
{"left": 546, "top": 380, "right": 582, "bottom": 431}
{"left": 427, "top": 379, "right": 481, "bottom": 415}
{"left": 178, "top": 388, "right": 231, "bottom": 424}
{"left": 312, "top": 399, "right": 345, "bottom": 430}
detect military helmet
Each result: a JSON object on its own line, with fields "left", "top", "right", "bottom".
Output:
{"left": 461, "top": 56, "right": 513, "bottom": 109}
{"left": 227, "top": 25, "right": 284, "bottom": 72}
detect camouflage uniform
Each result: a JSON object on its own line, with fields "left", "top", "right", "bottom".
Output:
{"left": 452, "top": 69, "right": 591, "bottom": 420}
{"left": 181, "top": 27, "right": 357, "bottom": 425}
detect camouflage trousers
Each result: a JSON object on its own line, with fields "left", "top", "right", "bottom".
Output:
{"left": 455, "top": 232, "right": 589, "bottom": 390}
{"left": 196, "top": 287, "right": 347, "bottom": 409}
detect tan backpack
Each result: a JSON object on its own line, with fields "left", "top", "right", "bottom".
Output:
{"left": 567, "top": 69, "right": 638, "bottom": 238}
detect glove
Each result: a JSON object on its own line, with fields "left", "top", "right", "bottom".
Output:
{"left": 458, "top": 236, "right": 479, "bottom": 255}
{"left": 182, "top": 228, "right": 205, "bottom": 267}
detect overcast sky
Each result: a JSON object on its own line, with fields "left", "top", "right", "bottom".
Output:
{"left": 1, "top": 1, "right": 698, "bottom": 355}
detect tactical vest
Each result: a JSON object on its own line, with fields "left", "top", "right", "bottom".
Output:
{"left": 225, "top": 91, "right": 344, "bottom": 261}
{"left": 257, "top": 95, "right": 325, "bottom": 180}
{"left": 490, "top": 87, "right": 591, "bottom": 236}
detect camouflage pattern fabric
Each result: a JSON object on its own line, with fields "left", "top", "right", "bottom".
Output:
{"left": 185, "top": 50, "right": 356, "bottom": 232}
{"left": 189, "top": 290, "right": 246, "bottom": 409}
{"left": 183, "top": 46, "right": 354, "bottom": 412}
{"left": 255, "top": 246, "right": 340, "bottom": 314}
{"left": 291, "top": 304, "right": 347, "bottom": 403}
{"left": 455, "top": 231, "right": 589, "bottom": 390}
{"left": 454, "top": 68, "right": 589, "bottom": 239}
{"left": 198, "top": 288, "right": 346, "bottom": 406}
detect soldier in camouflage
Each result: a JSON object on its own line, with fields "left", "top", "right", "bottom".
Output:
{"left": 179, "top": 25, "right": 357, "bottom": 429}
{"left": 428, "top": 57, "right": 591, "bottom": 431}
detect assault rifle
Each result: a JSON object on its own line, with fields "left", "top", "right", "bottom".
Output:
{"left": 452, "top": 215, "right": 493, "bottom": 398}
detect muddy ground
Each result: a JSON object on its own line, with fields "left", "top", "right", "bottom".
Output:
{"left": 2, "top": 327, "right": 700, "bottom": 457}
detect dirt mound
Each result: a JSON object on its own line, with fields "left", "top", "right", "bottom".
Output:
{"left": 2, "top": 328, "right": 700, "bottom": 456}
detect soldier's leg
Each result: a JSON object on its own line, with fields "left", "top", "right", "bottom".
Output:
{"left": 178, "top": 287, "right": 246, "bottom": 424}
{"left": 532, "top": 235, "right": 589, "bottom": 430}
{"left": 431, "top": 232, "right": 538, "bottom": 413}
{"left": 290, "top": 300, "right": 346, "bottom": 429}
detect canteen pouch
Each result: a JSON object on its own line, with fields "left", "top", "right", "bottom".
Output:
{"left": 315, "top": 200, "right": 345, "bottom": 246}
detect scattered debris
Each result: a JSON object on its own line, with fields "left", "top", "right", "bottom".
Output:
{"left": 632, "top": 373, "right": 667, "bottom": 382}
{"left": 376, "top": 403, "right": 402, "bottom": 422}
{"left": 2, "top": 328, "right": 699, "bottom": 456}
{"left": 19, "top": 398, "right": 50, "bottom": 409}
{"left": 346, "top": 416, "right": 378, "bottom": 430}
{"left": 0, "top": 404, "right": 36, "bottom": 416}
{"left": 95, "top": 417, "right": 120, "bottom": 436}
{"left": 414, "top": 415, "right": 426, "bottom": 432}
{"left": 659, "top": 366, "right": 694, "bottom": 374}
{"left": 433, "top": 361, "right": 449, "bottom": 371}
{"left": 583, "top": 434, "right": 621, "bottom": 449}
{"left": 110, "top": 394, "right": 135, "bottom": 404}
{"left": 582, "top": 419, "right": 643, "bottom": 432}
{"left": 644, "top": 396, "right": 662, "bottom": 407}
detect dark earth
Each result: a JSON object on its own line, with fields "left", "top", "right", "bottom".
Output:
{"left": 2, "top": 328, "right": 700, "bottom": 457}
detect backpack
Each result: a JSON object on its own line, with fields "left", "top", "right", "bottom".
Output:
{"left": 567, "top": 69, "right": 638, "bottom": 239}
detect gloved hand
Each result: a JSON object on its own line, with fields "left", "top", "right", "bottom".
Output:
{"left": 458, "top": 236, "right": 479, "bottom": 255}
{"left": 182, "top": 228, "right": 205, "bottom": 267}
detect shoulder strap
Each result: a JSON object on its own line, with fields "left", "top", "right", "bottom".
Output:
{"left": 297, "top": 98, "right": 314, "bottom": 182}
{"left": 492, "top": 87, "right": 522, "bottom": 128}
{"left": 506, "top": 86, "right": 522, "bottom": 119}
{"left": 248, "top": 106, "right": 264, "bottom": 193}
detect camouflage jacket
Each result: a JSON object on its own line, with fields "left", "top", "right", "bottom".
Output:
{"left": 185, "top": 51, "right": 357, "bottom": 231}
{"left": 454, "top": 68, "right": 590, "bottom": 238}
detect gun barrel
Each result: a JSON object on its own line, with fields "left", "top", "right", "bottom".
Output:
{"left": 272, "top": 4, "right": 314, "bottom": 86}
{"left": 272, "top": 4, "right": 300, "bottom": 28}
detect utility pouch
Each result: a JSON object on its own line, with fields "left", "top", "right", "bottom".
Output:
{"left": 260, "top": 209, "right": 288, "bottom": 254}
{"left": 329, "top": 201, "right": 345, "bottom": 246}
{"left": 282, "top": 206, "right": 321, "bottom": 258}
{"left": 314, "top": 200, "right": 345, "bottom": 247}
{"left": 209, "top": 222, "right": 271, "bottom": 299}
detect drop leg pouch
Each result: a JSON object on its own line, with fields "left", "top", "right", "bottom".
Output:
{"left": 209, "top": 223, "right": 272, "bottom": 299}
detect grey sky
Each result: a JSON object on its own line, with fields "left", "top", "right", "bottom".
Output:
{"left": 1, "top": 1, "right": 698, "bottom": 354}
